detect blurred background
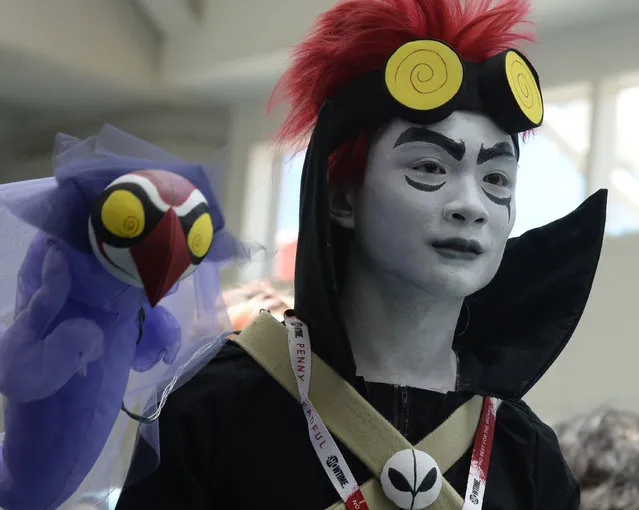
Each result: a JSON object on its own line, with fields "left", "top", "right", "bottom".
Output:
{"left": 0, "top": 0, "right": 638, "bottom": 506}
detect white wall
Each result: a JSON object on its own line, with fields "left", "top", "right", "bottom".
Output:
{"left": 531, "top": 13, "right": 639, "bottom": 90}
{"left": 220, "top": 99, "right": 287, "bottom": 283}
{"left": 0, "top": 106, "right": 229, "bottom": 184}
{"left": 0, "top": 0, "right": 167, "bottom": 112}
{"left": 526, "top": 232, "right": 639, "bottom": 424}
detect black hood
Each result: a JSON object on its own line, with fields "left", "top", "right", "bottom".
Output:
{"left": 293, "top": 102, "right": 607, "bottom": 400}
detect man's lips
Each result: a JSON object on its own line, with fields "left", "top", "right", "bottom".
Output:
{"left": 431, "top": 238, "right": 484, "bottom": 255}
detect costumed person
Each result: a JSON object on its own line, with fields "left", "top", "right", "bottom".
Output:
{"left": 0, "top": 125, "right": 249, "bottom": 510}
{"left": 117, "top": 0, "right": 606, "bottom": 508}
{"left": 555, "top": 408, "right": 639, "bottom": 510}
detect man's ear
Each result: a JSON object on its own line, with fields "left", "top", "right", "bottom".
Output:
{"left": 329, "top": 189, "right": 355, "bottom": 229}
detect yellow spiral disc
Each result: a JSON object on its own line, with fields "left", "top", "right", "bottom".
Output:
{"left": 187, "top": 213, "right": 214, "bottom": 258}
{"left": 101, "top": 189, "right": 145, "bottom": 239}
{"left": 505, "top": 50, "right": 543, "bottom": 125}
{"left": 385, "top": 40, "right": 464, "bottom": 111}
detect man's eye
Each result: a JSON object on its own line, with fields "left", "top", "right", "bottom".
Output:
{"left": 484, "top": 173, "right": 509, "bottom": 187}
{"left": 411, "top": 161, "right": 446, "bottom": 174}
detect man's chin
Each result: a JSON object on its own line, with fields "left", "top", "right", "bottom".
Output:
{"left": 411, "top": 267, "right": 494, "bottom": 300}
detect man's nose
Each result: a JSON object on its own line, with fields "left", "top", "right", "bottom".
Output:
{"left": 442, "top": 179, "right": 488, "bottom": 225}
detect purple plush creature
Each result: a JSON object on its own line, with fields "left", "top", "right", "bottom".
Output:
{"left": 0, "top": 126, "right": 245, "bottom": 510}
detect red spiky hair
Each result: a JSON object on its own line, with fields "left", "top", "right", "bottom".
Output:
{"left": 269, "top": 0, "right": 535, "bottom": 190}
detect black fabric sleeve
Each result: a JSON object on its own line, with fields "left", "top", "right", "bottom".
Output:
{"left": 115, "top": 402, "right": 212, "bottom": 509}
{"left": 514, "top": 401, "right": 581, "bottom": 510}
{"left": 115, "top": 344, "right": 246, "bottom": 509}
{"left": 561, "top": 485, "right": 581, "bottom": 510}
{"left": 533, "top": 424, "right": 581, "bottom": 510}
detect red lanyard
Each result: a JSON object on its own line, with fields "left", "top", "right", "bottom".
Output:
{"left": 463, "top": 396, "right": 500, "bottom": 509}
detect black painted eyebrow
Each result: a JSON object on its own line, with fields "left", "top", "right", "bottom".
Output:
{"left": 393, "top": 127, "right": 465, "bottom": 161}
{"left": 476, "top": 142, "right": 515, "bottom": 165}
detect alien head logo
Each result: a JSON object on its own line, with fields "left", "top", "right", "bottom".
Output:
{"left": 380, "top": 449, "right": 442, "bottom": 510}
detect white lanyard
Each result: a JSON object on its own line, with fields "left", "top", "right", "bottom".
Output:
{"left": 284, "top": 312, "right": 498, "bottom": 510}
{"left": 284, "top": 312, "right": 368, "bottom": 510}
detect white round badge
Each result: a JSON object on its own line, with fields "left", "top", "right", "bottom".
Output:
{"left": 380, "top": 449, "right": 443, "bottom": 509}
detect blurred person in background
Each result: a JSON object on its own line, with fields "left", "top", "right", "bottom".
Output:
{"left": 556, "top": 408, "right": 639, "bottom": 510}
{"left": 223, "top": 279, "right": 293, "bottom": 331}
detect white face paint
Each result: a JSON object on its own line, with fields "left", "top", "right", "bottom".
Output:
{"left": 338, "top": 111, "right": 517, "bottom": 299}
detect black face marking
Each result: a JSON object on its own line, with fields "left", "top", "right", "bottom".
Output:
{"left": 394, "top": 127, "right": 466, "bottom": 161}
{"left": 405, "top": 175, "right": 445, "bottom": 193}
{"left": 476, "top": 142, "right": 516, "bottom": 165}
{"left": 482, "top": 189, "right": 511, "bottom": 219}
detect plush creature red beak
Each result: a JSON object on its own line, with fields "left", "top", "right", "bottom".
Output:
{"left": 130, "top": 207, "right": 192, "bottom": 306}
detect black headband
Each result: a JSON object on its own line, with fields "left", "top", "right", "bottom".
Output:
{"left": 324, "top": 39, "right": 544, "bottom": 155}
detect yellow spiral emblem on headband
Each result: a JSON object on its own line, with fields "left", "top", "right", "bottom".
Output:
{"left": 505, "top": 50, "right": 543, "bottom": 125}
{"left": 385, "top": 40, "right": 464, "bottom": 111}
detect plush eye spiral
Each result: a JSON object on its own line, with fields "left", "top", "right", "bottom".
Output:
{"left": 187, "top": 213, "right": 214, "bottom": 258}
{"left": 101, "top": 189, "right": 145, "bottom": 239}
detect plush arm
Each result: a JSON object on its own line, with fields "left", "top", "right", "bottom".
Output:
{"left": 0, "top": 239, "right": 103, "bottom": 402}
{"left": 132, "top": 305, "right": 181, "bottom": 372}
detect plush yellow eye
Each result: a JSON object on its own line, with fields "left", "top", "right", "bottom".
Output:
{"left": 101, "top": 189, "right": 145, "bottom": 238}
{"left": 187, "top": 213, "right": 214, "bottom": 258}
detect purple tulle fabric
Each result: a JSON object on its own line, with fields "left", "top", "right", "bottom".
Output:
{"left": 0, "top": 125, "right": 248, "bottom": 509}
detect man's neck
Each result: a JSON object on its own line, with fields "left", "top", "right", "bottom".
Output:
{"left": 339, "top": 251, "right": 462, "bottom": 392}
